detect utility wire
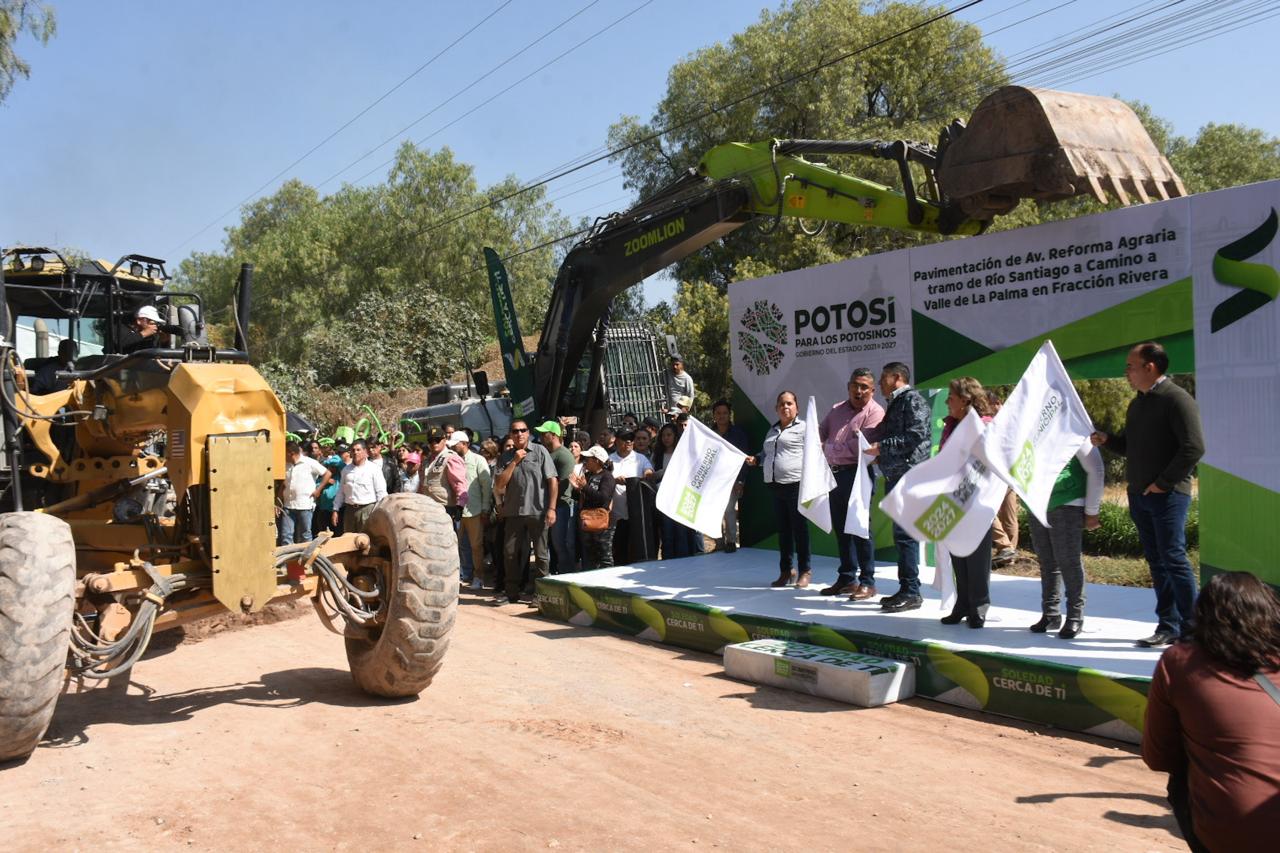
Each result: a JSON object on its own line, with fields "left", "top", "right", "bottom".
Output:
{"left": 169, "top": 0, "right": 516, "bottom": 255}
{"left": 476, "top": 0, "right": 1271, "bottom": 278}
{"left": 397, "top": 0, "right": 987, "bottom": 246}
{"left": 317, "top": 0, "right": 606, "bottom": 189}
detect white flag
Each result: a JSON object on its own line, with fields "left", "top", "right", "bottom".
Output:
{"left": 797, "top": 396, "right": 836, "bottom": 533}
{"left": 843, "top": 430, "right": 875, "bottom": 538}
{"left": 932, "top": 545, "right": 957, "bottom": 615}
{"left": 978, "top": 340, "right": 1095, "bottom": 526}
{"left": 881, "top": 409, "right": 1008, "bottom": 556}
{"left": 654, "top": 417, "right": 749, "bottom": 539}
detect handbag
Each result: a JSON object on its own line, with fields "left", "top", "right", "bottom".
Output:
{"left": 579, "top": 507, "right": 610, "bottom": 533}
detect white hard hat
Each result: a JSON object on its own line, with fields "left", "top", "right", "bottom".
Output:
{"left": 135, "top": 305, "right": 162, "bottom": 323}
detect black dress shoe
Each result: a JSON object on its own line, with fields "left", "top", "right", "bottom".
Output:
{"left": 1058, "top": 618, "right": 1083, "bottom": 639}
{"left": 967, "top": 615, "right": 985, "bottom": 628}
{"left": 1029, "top": 615, "right": 1062, "bottom": 633}
{"left": 882, "top": 595, "right": 923, "bottom": 613}
{"left": 1136, "top": 630, "right": 1177, "bottom": 648}
{"left": 940, "top": 611, "right": 965, "bottom": 625}
{"left": 879, "top": 591, "right": 904, "bottom": 608}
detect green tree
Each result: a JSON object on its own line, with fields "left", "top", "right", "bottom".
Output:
{"left": 1170, "top": 123, "right": 1280, "bottom": 195}
{"left": 0, "top": 1, "right": 55, "bottom": 103}
{"left": 668, "top": 279, "right": 730, "bottom": 409}
{"left": 607, "top": 0, "right": 1006, "bottom": 287}
{"left": 175, "top": 142, "right": 569, "bottom": 414}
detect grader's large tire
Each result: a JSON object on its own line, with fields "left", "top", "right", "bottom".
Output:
{"left": 0, "top": 512, "right": 75, "bottom": 763}
{"left": 345, "top": 493, "right": 458, "bottom": 697}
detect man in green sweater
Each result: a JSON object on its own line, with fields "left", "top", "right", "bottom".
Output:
{"left": 1091, "top": 342, "right": 1204, "bottom": 648}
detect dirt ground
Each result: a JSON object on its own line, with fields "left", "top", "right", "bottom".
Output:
{"left": 1, "top": 595, "right": 1184, "bottom": 852}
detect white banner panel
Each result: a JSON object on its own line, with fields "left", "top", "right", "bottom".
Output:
{"left": 1191, "top": 181, "right": 1280, "bottom": 491}
{"left": 911, "top": 198, "right": 1191, "bottom": 351}
{"left": 730, "top": 252, "right": 913, "bottom": 420}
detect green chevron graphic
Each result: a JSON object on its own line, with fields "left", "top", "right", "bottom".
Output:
{"left": 1210, "top": 208, "right": 1280, "bottom": 332}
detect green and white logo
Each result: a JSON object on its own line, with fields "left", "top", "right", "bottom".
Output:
{"left": 774, "top": 658, "right": 792, "bottom": 677}
{"left": 1011, "top": 440, "right": 1036, "bottom": 491}
{"left": 676, "top": 486, "right": 701, "bottom": 523}
{"left": 1211, "top": 208, "right": 1279, "bottom": 333}
{"left": 737, "top": 299, "right": 788, "bottom": 376}
{"left": 916, "top": 494, "right": 963, "bottom": 541}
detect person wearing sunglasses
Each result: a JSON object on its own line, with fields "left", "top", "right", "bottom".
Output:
{"left": 491, "top": 420, "right": 558, "bottom": 606}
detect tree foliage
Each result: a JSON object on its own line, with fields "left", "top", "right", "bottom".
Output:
{"left": 607, "top": 0, "right": 1006, "bottom": 287}
{"left": 0, "top": 1, "right": 55, "bottom": 104}
{"left": 176, "top": 142, "right": 569, "bottom": 420}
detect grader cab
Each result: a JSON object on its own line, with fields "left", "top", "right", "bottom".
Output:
{"left": 0, "top": 248, "right": 457, "bottom": 764}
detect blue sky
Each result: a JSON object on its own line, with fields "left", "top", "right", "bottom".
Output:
{"left": 2, "top": 0, "right": 1276, "bottom": 306}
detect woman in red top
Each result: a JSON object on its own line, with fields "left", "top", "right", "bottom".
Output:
{"left": 937, "top": 377, "right": 996, "bottom": 627}
{"left": 1142, "top": 571, "right": 1280, "bottom": 852}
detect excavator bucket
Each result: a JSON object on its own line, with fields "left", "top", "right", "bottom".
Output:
{"left": 936, "top": 86, "right": 1187, "bottom": 220}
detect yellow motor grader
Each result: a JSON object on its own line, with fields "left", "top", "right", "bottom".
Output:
{"left": 0, "top": 251, "right": 457, "bottom": 763}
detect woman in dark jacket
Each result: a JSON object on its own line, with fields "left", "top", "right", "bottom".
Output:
{"left": 570, "top": 445, "right": 616, "bottom": 570}
{"left": 1143, "top": 571, "right": 1280, "bottom": 852}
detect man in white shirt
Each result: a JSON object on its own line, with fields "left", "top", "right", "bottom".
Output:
{"left": 332, "top": 439, "right": 388, "bottom": 535}
{"left": 608, "top": 430, "right": 654, "bottom": 565}
{"left": 278, "top": 441, "right": 332, "bottom": 546}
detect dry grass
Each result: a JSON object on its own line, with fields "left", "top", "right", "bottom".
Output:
{"left": 995, "top": 547, "right": 1200, "bottom": 588}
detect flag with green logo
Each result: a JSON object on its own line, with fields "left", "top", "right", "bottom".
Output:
{"left": 881, "top": 409, "right": 1008, "bottom": 555}
{"left": 654, "top": 417, "right": 748, "bottom": 538}
{"left": 484, "top": 247, "right": 537, "bottom": 419}
{"left": 978, "top": 340, "right": 1095, "bottom": 525}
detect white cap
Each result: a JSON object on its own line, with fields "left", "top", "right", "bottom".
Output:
{"left": 581, "top": 445, "right": 609, "bottom": 464}
{"left": 135, "top": 305, "right": 162, "bottom": 323}
{"left": 445, "top": 431, "right": 468, "bottom": 448}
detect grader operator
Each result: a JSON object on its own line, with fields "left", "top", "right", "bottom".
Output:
{"left": 0, "top": 250, "right": 456, "bottom": 763}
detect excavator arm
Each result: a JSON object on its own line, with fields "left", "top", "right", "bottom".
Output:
{"left": 529, "top": 85, "right": 1185, "bottom": 423}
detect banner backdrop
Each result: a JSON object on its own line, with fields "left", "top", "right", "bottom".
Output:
{"left": 730, "top": 179, "right": 1280, "bottom": 588}
{"left": 1191, "top": 181, "right": 1280, "bottom": 588}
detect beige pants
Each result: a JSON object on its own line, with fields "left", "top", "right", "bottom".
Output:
{"left": 991, "top": 488, "right": 1020, "bottom": 552}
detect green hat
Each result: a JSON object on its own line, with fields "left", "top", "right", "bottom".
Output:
{"left": 534, "top": 419, "right": 562, "bottom": 437}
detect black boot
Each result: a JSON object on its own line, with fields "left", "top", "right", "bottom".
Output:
{"left": 1058, "top": 617, "right": 1083, "bottom": 639}
{"left": 1030, "top": 614, "right": 1062, "bottom": 633}
{"left": 940, "top": 609, "right": 965, "bottom": 625}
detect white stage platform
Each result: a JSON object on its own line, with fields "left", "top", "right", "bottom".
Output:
{"left": 534, "top": 548, "right": 1162, "bottom": 742}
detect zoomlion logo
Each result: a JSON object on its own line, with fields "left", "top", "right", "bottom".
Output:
{"left": 737, "top": 299, "right": 788, "bottom": 375}
{"left": 1211, "top": 208, "right": 1279, "bottom": 332}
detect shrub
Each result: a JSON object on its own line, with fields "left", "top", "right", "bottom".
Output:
{"left": 1017, "top": 497, "right": 1198, "bottom": 556}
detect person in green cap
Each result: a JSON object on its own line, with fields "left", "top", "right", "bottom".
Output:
{"left": 537, "top": 420, "right": 578, "bottom": 574}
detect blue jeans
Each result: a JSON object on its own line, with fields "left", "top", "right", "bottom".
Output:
{"left": 1129, "top": 490, "right": 1197, "bottom": 635}
{"left": 770, "top": 481, "right": 810, "bottom": 572}
{"left": 885, "top": 477, "right": 920, "bottom": 596}
{"left": 549, "top": 504, "right": 577, "bottom": 574}
{"left": 277, "top": 508, "right": 314, "bottom": 546}
{"left": 830, "top": 466, "right": 875, "bottom": 587}
{"left": 660, "top": 513, "right": 700, "bottom": 558}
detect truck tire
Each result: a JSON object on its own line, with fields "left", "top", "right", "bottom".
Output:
{"left": 0, "top": 512, "right": 75, "bottom": 763}
{"left": 345, "top": 493, "right": 457, "bottom": 697}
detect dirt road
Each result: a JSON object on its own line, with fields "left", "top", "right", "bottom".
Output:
{"left": 2, "top": 597, "right": 1183, "bottom": 851}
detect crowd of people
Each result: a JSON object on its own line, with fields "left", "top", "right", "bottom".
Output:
{"left": 273, "top": 340, "right": 1208, "bottom": 646}
{"left": 272, "top": 387, "right": 737, "bottom": 606}
{"left": 269, "top": 340, "right": 1279, "bottom": 848}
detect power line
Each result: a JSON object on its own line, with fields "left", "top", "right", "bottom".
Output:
{"left": 479, "top": 0, "right": 1272, "bottom": 280}
{"left": 342, "top": 0, "right": 659, "bottom": 188}
{"left": 398, "top": 0, "right": 987, "bottom": 247}
{"left": 168, "top": 0, "right": 516, "bottom": 255}
{"left": 316, "top": 0, "right": 607, "bottom": 189}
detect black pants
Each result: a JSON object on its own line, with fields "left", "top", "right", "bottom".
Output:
{"left": 949, "top": 528, "right": 993, "bottom": 620}
{"left": 770, "top": 481, "right": 810, "bottom": 572}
